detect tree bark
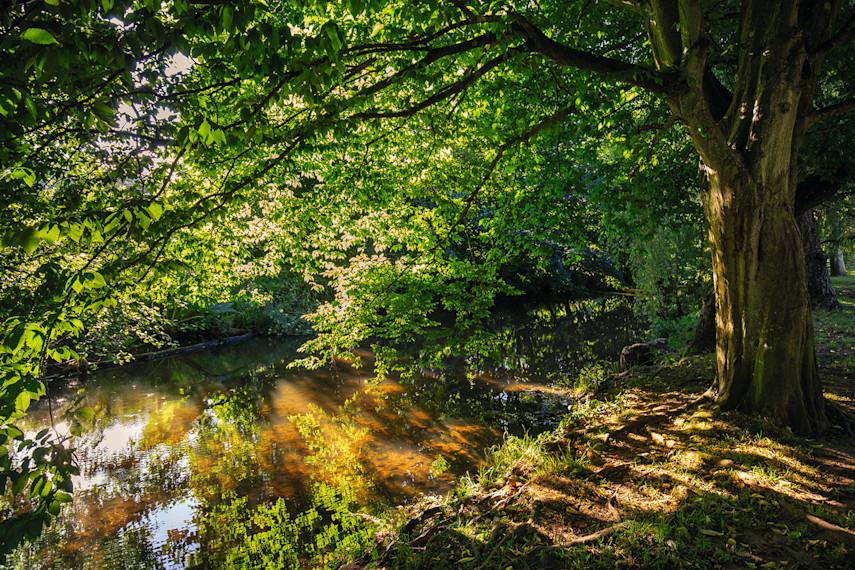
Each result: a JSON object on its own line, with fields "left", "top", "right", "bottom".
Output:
{"left": 702, "top": 170, "right": 826, "bottom": 435}
{"left": 690, "top": 197, "right": 842, "bottom": 353}
{"left": 686, "top": 287, "right": 715, "bottom": 355}
{"left": 799, "top": 210, "right": 839, "bottom": 309}
{"left": 830, "top": 245, "right": 847, "bottom": 276}
{"left": 647, "top": 0, "right": 836, "bottom": 435}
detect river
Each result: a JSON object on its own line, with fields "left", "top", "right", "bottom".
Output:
{"left": 3, "top": 300, "right": 641, "bottom": 569}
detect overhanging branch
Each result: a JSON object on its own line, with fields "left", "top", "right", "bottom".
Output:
{"left": 506, "top": 11, "right": 680, "bottom": 96}
{"left": 794, "top": 175, "right": 840, "bottom": 217}
{"left": 806, "top": 98, "right": 855, "bottom": 129}
{"left": 812, "top": 10, "right": 855, "bottom": 56}
{"left": 351, "top": 53, "right": 510, "bottom": 120}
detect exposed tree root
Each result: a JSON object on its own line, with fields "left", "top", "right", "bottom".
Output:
{"left": 805, "top": 514, "right": 855, "bottom": 545}
{"left": 824, "top": 399, "right": 855, "bottom": 436}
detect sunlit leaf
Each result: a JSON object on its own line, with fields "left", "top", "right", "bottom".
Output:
{"left": 22, "top": 28, "right": 59, "bottom": 45}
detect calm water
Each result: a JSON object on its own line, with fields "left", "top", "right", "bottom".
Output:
{"left": 5, "top": 301, "right": 640, "bottom": 569}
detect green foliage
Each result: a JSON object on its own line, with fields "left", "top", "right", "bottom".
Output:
{"left": 0, "top": 426, "right": 77, "bottom": 562}
{"left": 625, "top": 223, "right": 709, "bottom": 328}
{"left": 648, "top": 312, "right": 699, "bottom": 352}
{"left": 199, "top": 484, "right": 377, "bottom": 569}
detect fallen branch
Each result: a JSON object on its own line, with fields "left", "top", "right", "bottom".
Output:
{"left": 561, "top": 520, "right": 632, "bottom": 546}
{"left": 805, "top": 515, "right": 855, "bottom": 545}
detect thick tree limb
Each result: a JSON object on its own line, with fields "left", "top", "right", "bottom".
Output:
{"left": 806, "top": 98, "right": 855, "bottom": 129}
{"left": 812, "top": 10, "right": 855, "bottom": 56}
{"left": 507, "top": 11, "right": 680, "bottom": 96}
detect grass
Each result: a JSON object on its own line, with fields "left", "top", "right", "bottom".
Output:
{"left": 338, "top": 275, "right": 855, "bottom": 570}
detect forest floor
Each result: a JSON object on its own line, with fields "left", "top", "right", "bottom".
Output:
{"left": 339, "top": 276, "right": 855, "bottom": 569}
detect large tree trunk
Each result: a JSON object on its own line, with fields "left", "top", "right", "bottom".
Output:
{"left": 830, "top": 245, "right": 847, "bottom": 276}
{"left": 689, "top": 199, "right": 840, "bottom": 354}
{"left": 703, "top": 172, "right": 827, "bottom": 435}
{"left": 799, "top": 210, "right": 839, "bottom": 309}
{"left": 632, "top": 0, "right": 848, "bottom": 434}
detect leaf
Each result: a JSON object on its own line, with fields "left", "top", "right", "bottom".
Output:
{"left": 198, "top": 118, "right": 211, "bottom": 139}
{"left": 38, "top": 225, "right": 60, "bottom": 243}
{"left": 10, "top": 167, "right": 35, "bottom": 187}
{"left": 74, "top": 407, "right": 95, "bottom": 421}
{"left": 348, "top": 0, "right": 363, "bottom": 15}
{"left": 698, "top": 529, "right": 723, "bottom": 536}
{"left": 85, "top": 271, "right": 107, "bottom": 289}
{"left": 54, "top": 492, "right": 72, "bottom": 503}
{"left": 30, "top": 475, "right": 46, "bottom": 498}
{"left": 3, "top": 227, "right": 40, "bottom": 254}
{"left": 147, "top": 202, "right": 163, "bottom": 220}
{"left": 210, "top": 128, "right": 226, "bottom": 146}
{"left": 15, "top": 392, "right": 31, "bottom": 414}
{"left": 6, "top": 324, "right": 26, "bottom": 353}
{"left": 93, "top": 102, "right": 114, "bottom": 122}
{"left": 11, "top": 474, "right": 28, "bottom": 495}
{"left": 3, "top": 426, "right": 24, "bottom": 440}
{"left": 222, "top": 6, "right": 234, "bottom": 30}
{"left": 48, "top": 500, "right": 61, "bottom": 516}
{"left": 23, "top": 94, "right": 38, "bottom": 119}
{"left": 22, "top": 28, "right": 59, "bottom": 45}
{"left": 66, "top": 223, "right": 83, "bottom": 243}
{"left": 370, "top": 22, "right": 384, "bottom": 38}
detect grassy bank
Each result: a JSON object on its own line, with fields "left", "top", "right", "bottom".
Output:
{"left": 337, "top": 277, "right": 855, "bottom": 569}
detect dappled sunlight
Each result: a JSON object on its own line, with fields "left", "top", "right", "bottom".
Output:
{"left": 369, "top": 355, "right": 855, "bottom": 568}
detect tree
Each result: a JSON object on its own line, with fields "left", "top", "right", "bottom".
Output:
{"left": 799, "top": 209, "right": 839, "bottom": 309}
{"left": 289, "top": 0, "right": 855, "bottom": 435}
{"left": 4, "top": 3, "right": 855, "bottom": 477}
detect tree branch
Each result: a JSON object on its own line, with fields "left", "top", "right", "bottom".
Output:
{"left": 506, "top": 11, "right": 681, "bottom": 96}
{"left": 811, "top": 10, "right": 855, "bottom": 56}
{"left": 351, "top": 53, "right": 510, "bottom": 120}
{"left": 794, "top": 175, "right": 841, "bottom": 217}
{"left": 806, "top": 98, "right": 855, "bottom": 129}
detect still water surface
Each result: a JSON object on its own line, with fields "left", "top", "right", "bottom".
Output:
{"left": 7, "top": 302, "right": 640, "bottom": 569}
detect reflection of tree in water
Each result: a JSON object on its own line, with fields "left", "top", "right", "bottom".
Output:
{"left": 8, "top": 521, "right": 163, "bottom": 570}
{"left": 8, "top": 302, "right": 641, "bottom": 568}
{"left": 451, "top": 298, "right": 639, "bottom": 385}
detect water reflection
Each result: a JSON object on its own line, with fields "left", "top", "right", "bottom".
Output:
{"left": 4, "top": 301, "right": 640, "bottom": 569}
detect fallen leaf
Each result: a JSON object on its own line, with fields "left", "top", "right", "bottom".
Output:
{"left": 699, "top": 529, "right": 724, "bottom": 536}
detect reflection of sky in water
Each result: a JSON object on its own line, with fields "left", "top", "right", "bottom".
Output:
{"left": 146, "top": 497, "right": 199, "bottom": 568}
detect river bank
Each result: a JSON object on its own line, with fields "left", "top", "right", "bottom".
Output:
{"left": 338, "top": 276, "right": 855, "bottom": 569}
